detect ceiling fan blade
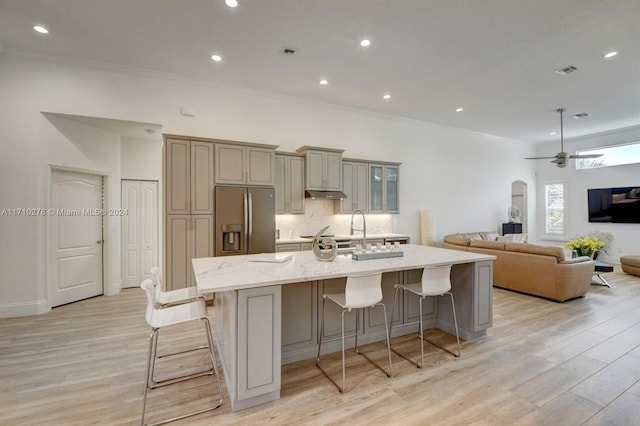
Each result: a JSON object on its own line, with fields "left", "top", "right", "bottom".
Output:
{"left": 525, "top": 156, "right": 558, "bottom": 160}
{"left": 568, "top": 154, "right": 603, "bottom": 159}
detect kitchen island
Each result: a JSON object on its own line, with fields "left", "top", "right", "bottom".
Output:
{"left": 193, "top": 244, "right": 495, "bottom": 411}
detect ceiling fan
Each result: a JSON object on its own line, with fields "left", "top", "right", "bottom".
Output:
{"left": 525, "top": 108, "right": 602, "bottom": 168}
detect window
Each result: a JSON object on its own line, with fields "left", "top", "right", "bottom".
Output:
{"left": 545, "top": 182, "right": 565, "bottom": 235}
{"left": 576, "top": 142, "right": 640, "bottom": 169}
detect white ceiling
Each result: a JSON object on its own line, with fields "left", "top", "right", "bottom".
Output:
{"left": 2, "top": 0, "right": 639, "bottom": 144}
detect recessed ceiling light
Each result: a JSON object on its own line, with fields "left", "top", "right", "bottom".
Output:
{"left": 360, "top": 39, "right": 371, "bottom": 47}
{"left": 383, "top": 94, "right": 391, "bottom": 100}
{"left": 33, "top": 25, "right": 49, "bottom": 34}
{"left": 550, "top": 131, "right": 557, "bottom": 136}
{"left": 211, "top": 54, "right": 222, "bottom": 62}
{"left": 455, "top": 107, "right": 464, "bottom": 112}
{"left": 603, "top": 51, "right": 618, "bottom": 59}
{"left": 225, "top": 0, "right": 238, "bottom": 7}
{"left": 319, "top": 79, "right": 328, "bottom": 86}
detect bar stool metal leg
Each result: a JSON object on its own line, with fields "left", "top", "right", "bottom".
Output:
{"left": 317, "top": 306, "right": 393, "bottom": 392}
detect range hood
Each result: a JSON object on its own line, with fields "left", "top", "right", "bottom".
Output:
{"left": 305, "top": 190, "right": 347, "bottom": 200}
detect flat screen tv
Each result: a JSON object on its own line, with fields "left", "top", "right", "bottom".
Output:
{"left": 588, "top": 186, "right": 640, "bottom": 223}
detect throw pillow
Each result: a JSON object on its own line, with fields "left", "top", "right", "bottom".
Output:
{"left": 497, "top": 233, "right": 528, "bottom": 243}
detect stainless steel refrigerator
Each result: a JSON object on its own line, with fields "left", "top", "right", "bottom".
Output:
{"left": 215, "top": 186, "right": 276, "bottom": 256}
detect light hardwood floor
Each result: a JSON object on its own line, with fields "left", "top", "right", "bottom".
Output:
{"left": 2, "top": 270, "right": 640, "bottom": 425}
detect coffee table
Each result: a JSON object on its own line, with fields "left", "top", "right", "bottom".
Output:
{"left": 593, "top": 260, "right": 614, "bottom": 288}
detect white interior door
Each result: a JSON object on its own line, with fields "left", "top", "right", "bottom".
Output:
{"left": 122, "top": 180, "right": 158, "bottom": 288}
{"left": 49, "top": 170, "right": 104, "bottom": 307}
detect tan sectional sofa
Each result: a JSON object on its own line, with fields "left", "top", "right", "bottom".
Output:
{"left": 443, "top": 231, "right": 595, "bottom": 302}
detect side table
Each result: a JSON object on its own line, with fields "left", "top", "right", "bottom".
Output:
{"left": 593, "top": 260, "right": 614, "bottom": 288}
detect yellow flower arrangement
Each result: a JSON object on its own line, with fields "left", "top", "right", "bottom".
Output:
{"left": 565, "top": 236, "right": 606, "bottom": 258}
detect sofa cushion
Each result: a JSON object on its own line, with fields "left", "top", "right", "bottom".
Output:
{"left": 498, "top": 233, "right": 528, "bottom": 243}
{"left": 621, "top": 255, "right": 640, "bottom": 268}
{"left": 504, "top": 242, "right": 565, "bottom": 262}
{"left": 480, "top": 231, "right": 499, "bottom": 241}
{"left": 470, "top": 240, "right": 506, "bottom": 250}
{"left": 443, "top": 235, "right": 471, "bottom": 247}
{"left": 466, "top": 232, "right": 484, "bottom": 241}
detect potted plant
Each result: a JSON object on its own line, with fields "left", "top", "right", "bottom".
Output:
{"left": 565, "top": 231, "right": 613, "bottom": 259}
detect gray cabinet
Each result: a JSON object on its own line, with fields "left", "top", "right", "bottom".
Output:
{"left": 215, "top": 143, "right": 276, "bottom": 186}
{"left": 336, "top": 160, "right": 369, "bottom": 214}
{"left": 165, "top": 138, "right": 214, "bottom": 215}
{"left": 282, "top": 281, "right": 317, "bottom": 354}
{"left": 275, "top": 242, "right": 313, "bottom": 252}
{"left": 296, "top": 146, "right": 343, "bottom": 191}
{"left": 165, "top": 137, "right": 214, "bottom": 290}
{"left": 275, "top": 154, "right": 304, "bottom": 214}
{"left": 165, "top": 215, "right": 214, "bottom": 289}
{"left": 370, "top": 163, "right": 399, "bottom": 213}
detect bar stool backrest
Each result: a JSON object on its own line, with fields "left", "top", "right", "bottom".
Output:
{"left": 141, "top": 279, "right": 157, "bottom": 326}
{"left": 150, "top": 266, "right": 163, "bottom": 298}
{"left": 421, "top": 265, "right": 453, "bottom": 296}
{"left": 344, "top": 273, "right": 383, "bottom": 309}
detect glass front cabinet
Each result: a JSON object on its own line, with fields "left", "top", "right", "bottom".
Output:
{"left": 369, "top": 163, "right": 399, "bottom": 213}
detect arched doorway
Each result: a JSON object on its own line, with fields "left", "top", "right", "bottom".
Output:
{"left": 511, "top": 180, "right": 527, "bottom": 233}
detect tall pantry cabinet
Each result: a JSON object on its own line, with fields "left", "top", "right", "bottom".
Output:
{"left": 164, "top": 138, "right": 215, "bottom": 289}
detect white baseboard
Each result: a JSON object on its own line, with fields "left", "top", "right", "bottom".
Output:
{"left": 0, "top": 299, "right": 50, "bottom": 318}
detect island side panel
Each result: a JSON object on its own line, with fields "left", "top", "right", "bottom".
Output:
{"left": 215, "top": 286, "right": 282, "bottom": 411}
{"left": 438, "top": 260, "right": 493, "bottom": 341}
{"left": 474, "top": 260, "right": 493, "bottom": 330}
{"left": 237, "top": 286, "right": 281, "bottom": 403}
{"left": 215, "top": 290, "right": 237, "bottom": 403}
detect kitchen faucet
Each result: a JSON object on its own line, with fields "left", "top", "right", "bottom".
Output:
{"left": 350, "top": 209, "right": 367, "bottom": 248}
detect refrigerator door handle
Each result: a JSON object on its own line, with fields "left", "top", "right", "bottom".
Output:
{"left": 248, "top": 192, "right": 253, "bottom": 243}
{"left": 243, "top": 192, "right": 249, "bottom": 250}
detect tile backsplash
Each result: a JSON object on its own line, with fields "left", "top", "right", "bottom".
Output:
{"left": 275, "top": 199, "right": 392, "bottom": 238}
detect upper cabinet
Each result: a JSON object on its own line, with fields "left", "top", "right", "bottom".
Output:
{"left": 336, "top": 160, "right": 369, "bottom": 214}
{"left": 275, "top": 153, "right": 305, "bottom": 214}
{"left": 215, "top": 143, "right": 277, "bottom": 186}
{"left": 165, "top": 138, "right": 214, "bottom": 215}
{"left": 370, "top": 163, "right": 399, "bottom": 213}
{"left": 296, "top": 146, "right": 344, "bottom": 191}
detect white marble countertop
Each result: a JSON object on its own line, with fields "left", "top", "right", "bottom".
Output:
{"left": 193, "top": 244, "right": 494, "bottom": 293}
{"left": 275, "top": 233, "right": 410, "bottom": 244}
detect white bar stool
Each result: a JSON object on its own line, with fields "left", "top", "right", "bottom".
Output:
{"left": 140, "top": 279, "right": 223, "bottom": 426}
{"left": 389, "top": 265, "right": 461, "bottom": 368}
{"left": 150, "top": 266, "right": 203, "bottom": 307}
{"left": 316, "top": 272, "right": 393, "bottom": 392}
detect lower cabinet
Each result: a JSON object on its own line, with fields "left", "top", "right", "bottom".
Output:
{"left": 281, "top": 268, "right": 437, "bottom": 364}
{"left": 279, "top": 262, "right": 493, "bottom": 363}
{"left": 282, "top": 281, "right": 317, "bottom": 355}
{"left": 165, "top": 215, "right": 214, "bottom": 290}
{"left": 275, "top": 242, "right": 313, "bottom": 252}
